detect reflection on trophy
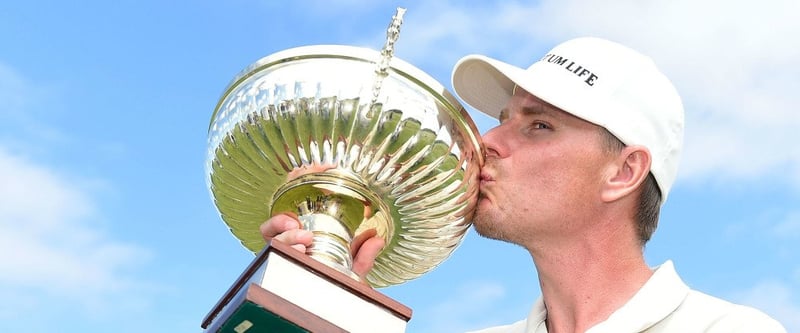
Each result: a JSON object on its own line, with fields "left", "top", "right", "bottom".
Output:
{"left": 201, "top": 8, "right": 483, "bottom": 332}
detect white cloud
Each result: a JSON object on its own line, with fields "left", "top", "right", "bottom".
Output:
{"left": 0, "top": 58, "right": 153, "bottom": 329}
{"left": 0, "top": 140, "right": 152, "bottom": 318}
{"left": 731, "top": 280, "right": 800, "bottom": 332}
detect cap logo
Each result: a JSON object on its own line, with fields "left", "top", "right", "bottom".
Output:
{"left": 540, "top": 53, "right": 599, "bottom": 86}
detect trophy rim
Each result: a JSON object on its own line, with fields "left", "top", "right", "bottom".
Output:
{"left": 209, "top": 44, "right": 482, "bottom": 161}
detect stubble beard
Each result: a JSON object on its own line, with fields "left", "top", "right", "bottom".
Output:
{"left": 472, "top": 203, "right": 510, "bottom": 242}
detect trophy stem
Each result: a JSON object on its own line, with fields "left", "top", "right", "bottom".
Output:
{"left": 271, "top": 171, "right": 391, "bottom": 282}
{"left": 307, "top": 229, "right": 353, "bottom": 276}
{"left": 296, "top": 199, "right": 358, "bottom": 280}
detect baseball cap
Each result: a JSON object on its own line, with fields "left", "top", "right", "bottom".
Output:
{"left": 451, "top": 37, "right": 684, "bottom": 204}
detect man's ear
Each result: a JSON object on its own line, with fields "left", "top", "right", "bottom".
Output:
{"left": 601, "top": 146, "right": 652, "bottom": 203}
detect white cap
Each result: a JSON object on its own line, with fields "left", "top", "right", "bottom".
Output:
{"left": 452, "top": 37, "right": 684, "bottom": 203}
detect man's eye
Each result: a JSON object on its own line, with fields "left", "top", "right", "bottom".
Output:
{"left": 532, "top": 122, "right": 550, "bottom": 129}
{"left": 498, "top": 110, "right": 509, "bottom": 124}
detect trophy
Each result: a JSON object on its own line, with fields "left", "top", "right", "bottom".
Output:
{"left": 201, "top": 8, "right": 483, "bottom": 333}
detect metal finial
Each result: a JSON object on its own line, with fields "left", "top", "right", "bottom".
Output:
{"left": 371, "top": 7, "right": 406, "bottom": 105}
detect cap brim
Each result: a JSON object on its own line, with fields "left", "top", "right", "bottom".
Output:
{"left": 452, "top": 55, "right": 527, "bottom": 119}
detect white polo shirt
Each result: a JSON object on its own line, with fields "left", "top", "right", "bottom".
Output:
{"left": 469, "top": 261, "right": 786, "bottom": 333}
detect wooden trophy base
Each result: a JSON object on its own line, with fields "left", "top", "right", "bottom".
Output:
{"left": 202, "top": 240, "right": 412, "bottom": 333}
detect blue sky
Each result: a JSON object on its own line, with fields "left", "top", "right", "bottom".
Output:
{"left": 1, "top": 0, "right": 798, "bottom": 332}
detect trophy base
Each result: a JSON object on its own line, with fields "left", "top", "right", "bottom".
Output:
{"left": 202, "top": 240, "right": 412, "bottom": 333}
{"left": 212, "top": 285, "right": 345, "bottom": 333}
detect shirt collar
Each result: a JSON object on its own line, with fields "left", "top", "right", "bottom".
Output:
{"left": 524, "top": 260, "right": 690, "bottom": 333}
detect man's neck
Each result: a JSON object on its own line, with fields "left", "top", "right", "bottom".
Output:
{"left": 528, "top": 222, "right": 653, "bottom": 333}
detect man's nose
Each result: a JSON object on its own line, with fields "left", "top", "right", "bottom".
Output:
{"left": 481, "top": 125, "right": 503, "bottom": 159}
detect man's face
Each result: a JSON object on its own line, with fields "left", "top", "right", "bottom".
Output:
{"left": 473, "top": 88, "right": 615, "bottom": 245}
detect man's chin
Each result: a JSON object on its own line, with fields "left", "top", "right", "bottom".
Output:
{"left": 471, "top": 217, "right": 503, "bottom": 241}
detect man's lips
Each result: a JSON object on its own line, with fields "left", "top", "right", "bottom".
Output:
{"left": 478, "top": 172, "right": 494, "bottom": 201}
{"left": 478, "top": 171, "right": 494, "bottom": 201}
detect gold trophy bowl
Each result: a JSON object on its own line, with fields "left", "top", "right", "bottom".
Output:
{"left": 206, "top": 44, "right": 483, "bottom": 288}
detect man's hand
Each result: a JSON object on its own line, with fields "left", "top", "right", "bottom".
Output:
{"left": 259, "top": 213, "right": 385, "bottom": 282}
{"left": 259, "top": 213, "right": 314, "bottom": 253}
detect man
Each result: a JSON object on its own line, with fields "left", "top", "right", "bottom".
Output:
{"left": 261, "top": 37, "right": 786, "bottom": 332}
